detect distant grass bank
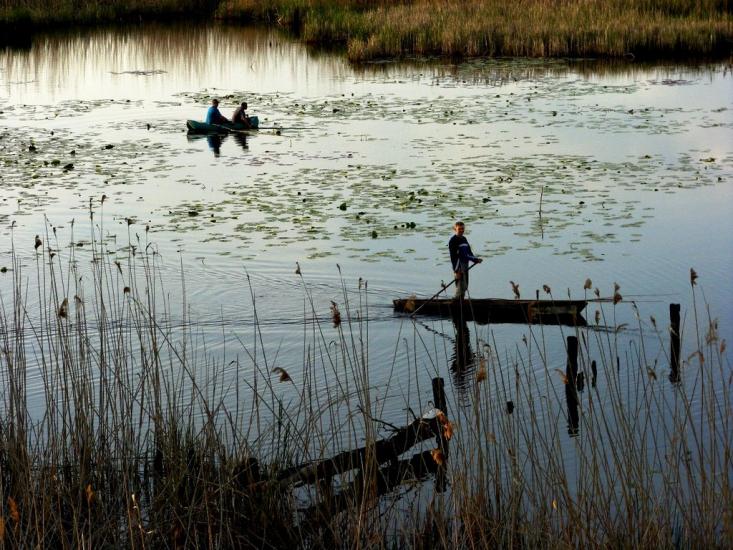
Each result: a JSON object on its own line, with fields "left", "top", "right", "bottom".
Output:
{"left": 0, "top": 0, "right": 218, "bottom": 28}
{"left": 1, "top": 1, "right": 730, "bottom": 61}
{"left": 215, "top": 0, "right": 733, "bottom": 61}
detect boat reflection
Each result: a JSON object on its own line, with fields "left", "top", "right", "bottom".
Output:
{"left": 207, "top": 134, "right": 222, "bottom": 156}
{"left": 186, "top": 132, "right": 249, "bottom": 157}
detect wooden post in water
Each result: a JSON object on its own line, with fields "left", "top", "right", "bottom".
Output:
{"left": 432, "top": 377, "right": 447, "bottom": 413}
{"left": 432, "top": 377, "right": 448, "bottom": 492}
{"left": 670, "top": 303, "right": 681, "bottom": 383}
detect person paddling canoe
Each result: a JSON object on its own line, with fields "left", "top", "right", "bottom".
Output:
{"left": 449, "top": 221, "right": 482, "bottom": 299}
{"left": 205, "top": 98, "right": 229, "bottom": 125}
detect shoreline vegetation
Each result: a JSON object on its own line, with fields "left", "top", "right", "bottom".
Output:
{"left": 0, "top": 0, "right": 731, "bottom": 61}
{"left": 0, "top": 213, "right": 730, "bottom": 546}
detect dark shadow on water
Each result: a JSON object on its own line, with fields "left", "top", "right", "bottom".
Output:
{"left": 564, "top": 337, "right": 583, "bottom": 438}
{"left": 232, "top": 132, "right": 249, "bottom": 152}
{"left": 206, "top": 134, "right": 222, "bottom": 157}
{"left": 450, "top": 317, "right": 475, "bottom": 406}
{"left": 187, "top": 133, "right": 249, "bottom": 157}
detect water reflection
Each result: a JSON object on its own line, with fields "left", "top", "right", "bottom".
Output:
{"left": 187, "top": 132, "right": 249, "bottom": 157}
{"left": 0, "top": 23, "right": 352, "bottom": 102}
{"left": 207, "top": 134, "right": 222, "bottom": 156}
{"left": 2, "top": 22, "right": 724, "bottom": 105}
{"left": 565, "top": 383, "right": 580, "bottom": 437}
{"left": 232, "top": 132, "right": 249, "bottom": 151}
{"left": 450, "top": 318, "right": 476, "bottom": 404}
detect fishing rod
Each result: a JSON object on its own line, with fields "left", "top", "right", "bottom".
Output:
{"left": 409, "top": 261, "right": 480, "bottom": 318}
{"left": 258, "top": 126, "right": 317, "bottom": 130}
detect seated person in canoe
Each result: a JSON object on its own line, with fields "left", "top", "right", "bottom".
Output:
{"left": 205, "top": 98, "right": 229, "bottom": 125}
{"left": 231, "top": 101, "right": 252, "bottom": 129}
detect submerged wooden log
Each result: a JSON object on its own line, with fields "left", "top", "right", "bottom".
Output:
{"left": 278, "top": 414, "right": 444, "bottom": 489}
{"left": 303, "top": 449, "right": 440, "bottom": 524}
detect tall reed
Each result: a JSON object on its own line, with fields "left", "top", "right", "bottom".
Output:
{"left": 0, "top": 207, "right": 729, "bottom": 546}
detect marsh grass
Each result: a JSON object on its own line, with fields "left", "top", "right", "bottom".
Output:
{"left": 0, "top": 0, "right": 218, "bottom": 27}
{"left": 217, "top": 0, "right": 733, "bottom": 61}
{"left": 2, "top": 0, "right": 729, "bottom": 60}
{"left": 0, "top": 210, "right": 730, "bottom": 547}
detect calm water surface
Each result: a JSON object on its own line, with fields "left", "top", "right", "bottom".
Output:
{"left": 0, "top": 24, "right": 731, "bottom": 452}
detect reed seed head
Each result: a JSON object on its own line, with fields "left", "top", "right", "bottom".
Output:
{"left": 510, "top": 280, "right": 520, "bottom": 299}
{"left": 584, "top": 278, "right": 592, "bottom": 290}
{"left": 690, "top": 268, "right": 698, "bottom": 286}
{"left": 476, "top": 367, "right": 487, "bottom": 383}
{"left": 34, "top": 235, "right": 42, "bottom": 250}
{"left": 554, "top": 368, "right": 568, "bottom": 385}
{"left": 543, "top": 284, "right": 551, "bottom": 294}
{"left": 58, "top": 298, "right": 68, "bottom": 318}
{"left": 272, "top": 367, "right": 291, "bottom": 383}
{"left": 430, "top": 448, "right": 445, "bottom": 466}
{"left": 435, "top": 410, "right": 453, "bottom": 440}
{"left": 7, "top": 497, "right": 18, "bottom": 525}
{"left": 330, "top": 301, "right": 341, "bottom": 327}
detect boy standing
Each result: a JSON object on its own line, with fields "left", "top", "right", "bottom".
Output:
{"left": 449, "top": 221, "right": 482, "bottom": 299}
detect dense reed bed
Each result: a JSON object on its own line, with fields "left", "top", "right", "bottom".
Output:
{"left": 0, "top": 0, "right": 218, "bottom": 27}
{"left": 2, "top": 0, "right": 729, "bottom": 61}
{"left": 217, "top": 0, "right": 733, "bottom": 61}
{"left": 0, "top": 212, "right": 730, "bottom": 547}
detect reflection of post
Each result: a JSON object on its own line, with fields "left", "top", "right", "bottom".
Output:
{"left": 564, "top": 383, "right": 579, "bottom": 437}
{"left": 670, "top": 303, "right": 681, "bottom": 384}
{"left": 565, "top": 336, "right": 579, "bottom": 436}
{"left": 566, "top": 336, "right": 578, "bottom": 383}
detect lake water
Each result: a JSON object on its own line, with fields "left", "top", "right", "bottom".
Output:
{"left": 0, "top": 23, "right": 731, "bottom": 469}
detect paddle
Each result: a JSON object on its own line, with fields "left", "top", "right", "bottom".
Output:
{"left": 211, "top": 123, "right": 252, "bottom": 134}
{"left": 212, "top": 123, "right": 316, "bottom": 133}
{"left": 409, "top": 261, "right": 480, "bottom": 318}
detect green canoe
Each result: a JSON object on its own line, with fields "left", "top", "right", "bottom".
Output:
{"left": 186, "top": 116, "right": 259, "bottom": 134}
